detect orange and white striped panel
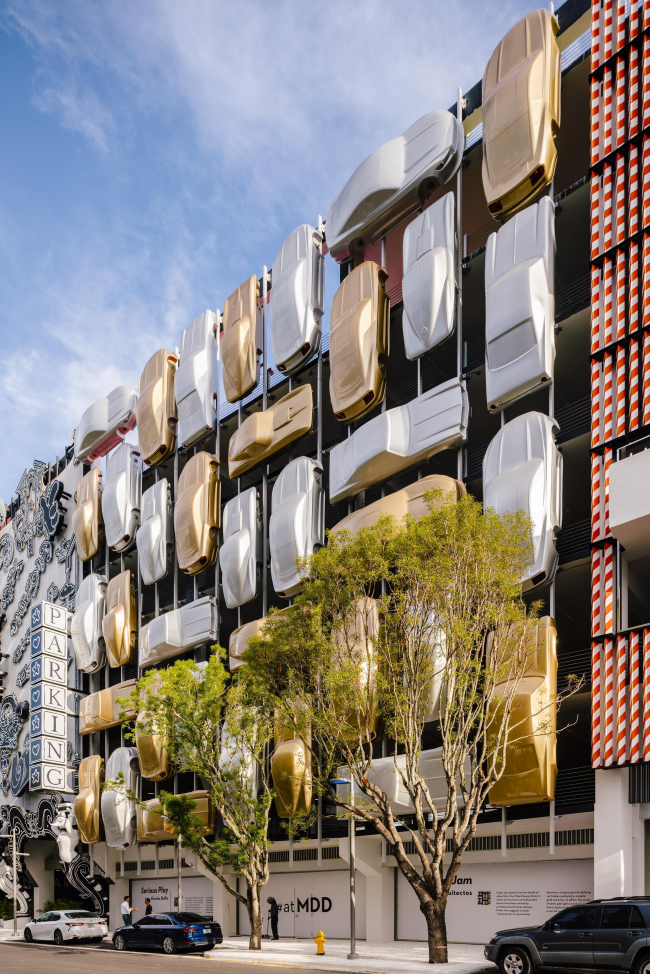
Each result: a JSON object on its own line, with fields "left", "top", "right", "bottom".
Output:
{"left": 643, "top": 330, "right": 650, "bottom": 425}
{"left": 604, "top": 67, "right": 614, "bottom": 158}
{"left": 592, "top": 0, "right": 602, "bottom": 69}
{"left": 643, "top": 137, "right": 650, "bottom": 228}
{"left": 615, "top": 250, "right": 626, "bottom": 340}
{"left": 615, "top": 0, "right": 626, "bottom": 52}
{"left": 591, "top": 78, "right": 602, "bottom": 167}
{"left": 629, "top": 144, "right": 640, "bottom": 237}
{"left": 615, "top": 155, "right": 626, "bottom": 244}
{"left": 615, "top": 58, "right": 626, "bottom": 147}
{"left": 604, "top": 543, "right": 615, "bottom": 633}
{"left": 603, "top": 164, "right": 614, "bottom": 250}
{"left": 604, "top": 448, "right": 614, "bottom": 536}
{"left": 592, "top": 453, "right": 604, "bottom": 541}
{"left": 629, "top": 239, "right": 640, "bottom": 332}
{"left": 592, "top": 547, "right": 604, "bottom": 637}
{"left": 616, "top": 634, "right": 627, "bottom": 765}
{"left": 615, "top": 344, "right": 626, "bottom": 436}
{"left": 630, "top": 47, "right": 640, "bottom": 139}
{"left": 630, "top": 335, "right": 641, "bottom": 430}
{"left": 604, "top": 636, "right": 615, "bottom": 767}
{"left": 592, "top": 641, "right": 603, "bottom": 768}
{"left": 603, "top": 257, "right": 614, "bottom": 343}
{"left": 644, "top": 629, "right": 650, "bottom": 761}
{"left": 592, "top": 359, "right": 603, "bottom": 446}
{"left": 644, "top": 0, "right": 650, "bottom": 30}
{"left": 604, "top": 0, "right": 614, "bottom": 60}
{"left": 643, "top": 234, "right": 650, "bottom": 327}
{"left": 592, "top": 265, "right": 603, "bottom": 352}
{"left": 630, "top": 631, "right": 641, "bottom": 764}
{"left": 591, "top": 173, "right": 601, "bottom": 259}
{"left": 631, "top": 0, "right": 641, "bottom": 39}
{"left": 603, "top": 350, "right": 615, "bottom": 442}
{"left": 644, "top": 37, "right": 650, "bottom": 130}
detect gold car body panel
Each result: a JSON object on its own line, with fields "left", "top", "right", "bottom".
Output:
{"left": 136, "top": 733, "right": 172, "bottom": 781}
{"left": 74, "top": 755, "right": 104, "bottom": 845}
{"left": 79, "top": 679, "right": 137, "bottom": 735}
{"left": 332, "top": 474, "right": 466, "bottom": 536}
{"left": 333, "top": 597, "right": 382, "bottom": 741}
{"left": 221, "top": 275, "right": 262, "bottom": 403}
{"left": 102, "top": 570, "right": 137, "bottom": 668}
{"left": 272, "top": 708, "right": 312, "bottom": 818}
{"left": 489, "top": 616, "right": 557, "bottom": 806}
{"left": 228, "top": 385, "right": 313, "bottom": 479}
{"left": 72, "top": 467, "right": 103, "bottom": 562}
{"left": 329, "top": 262, "right": 389, "bottom": 422}
{"left": 174, "top": 452, "right": 220, "bottom": 574}
{"left": 135, "top": 349, "right": 179, "bottom": 466}
{"left": 229, "top": 617, "right": 265, "bottom": 671}
{"left": 137, "top": 791, "right": 215, "bottom": 842}
{"left": 482, "top": 8, "right": 561, "bottom": 217}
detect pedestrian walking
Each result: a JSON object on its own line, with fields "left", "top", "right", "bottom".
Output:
{"left": 120, "top": 896, "right": 138, "bottom": 927}
{"left": 267, "top": 896, "right": 279, "bottom": 940}
{"left": 145, "top": 898, "right": 153, "bottom": 916}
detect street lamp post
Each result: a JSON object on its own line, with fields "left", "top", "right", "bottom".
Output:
{"left": 331, "top": 778, "right": 358, "bottom": 960}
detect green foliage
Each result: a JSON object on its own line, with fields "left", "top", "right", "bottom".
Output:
{"left": 41, "top": 897, "right": 84, "bottom": 913}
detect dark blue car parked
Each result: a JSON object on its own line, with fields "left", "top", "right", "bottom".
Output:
{"left": 113, "top": 912, "right": 223, "bottom": 954}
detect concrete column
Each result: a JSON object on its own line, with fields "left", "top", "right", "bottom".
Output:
{"left": 25, "top": 840, "right": 56, "bottom": 918}
{"left": 339, "top": 836, "right": 394, "bottom": 943}
{"left": 594, "top": 768, "right": 645, "bottom": 897}
{"left": 109, "top": 877, "right": 130, "bottom": 931}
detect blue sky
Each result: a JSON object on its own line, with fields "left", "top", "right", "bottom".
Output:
{"left": 0, "top": 0, "right": 540, "bottom": 501}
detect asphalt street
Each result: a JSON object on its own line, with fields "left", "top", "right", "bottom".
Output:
{"left": 0, "top": 940, "right": 338, "bottom": 974}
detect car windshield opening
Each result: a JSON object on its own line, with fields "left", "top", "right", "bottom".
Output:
{"left": 65, "top": 912, "right": 99, "bottom": 919}
{"left": 174, "top": 912, "right": 211, "bottom": 923}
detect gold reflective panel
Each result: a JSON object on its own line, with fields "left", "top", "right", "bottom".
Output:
{"left": 488, "top": 616, "right": 557, "bottom": 806}
{"left": 221, "top": 275, "right": 262, "bottom": 403}
{"left": 102, "top": 570, "right": 137, "bottom": 668}
{"left": 74, "top": 755, "right": 104, "bottom": 845}
{"left": 174, "top": 452, "right": 220, "bottom": 575}
{"left": 333, "top": 597, "right": 382, "bottom": 741}
{"left": 72, "top": 467, "right": 104, "bottom": 562}
{"left": 482, "top": 8, "right": 561, "bottom": 218}
{"left": 229, "top": 617, "right": 265, "bottom": 671}
{"left": 135, "top": 349, "right": 179, "bottom": 466}
{"left": 272, "top": 709, "right": 312, "bottom": 818}
{"left": 329, "top": 261, "right": 389, "bottom": 423}
{"left": 332, "top": 474, "right": 466, "bottom": 536}
{"left": 79, "top": 679, "right": 137, "bottom": 735}
{"left": 136, "top": 732, "right": 172, "bottom": 781}
{"left": 228, "top": 385, "right": 313, "bottom": 479}
{"left": 137, "top": 791, "right": 215, "bottom": 842}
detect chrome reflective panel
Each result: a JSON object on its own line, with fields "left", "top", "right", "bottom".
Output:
{"left": 220, "top": 487, "right": 261, "bottom": 609}
{"left": 269, "top": 456, "right": 324, "bottom": 598}
{"left": 271, "top": 224, "right": 324, "bottom": 375}
{"left": 137, "top": 478, "right": 172, "bottom": 585}
{"left": 102, "top": 441, "right": 141, "bottom": 552}
{"left": 71, "top": 573, "right": 107, "bottom": 673}
{"left": 176, "top": 310, "right": 218, "bottom": 448}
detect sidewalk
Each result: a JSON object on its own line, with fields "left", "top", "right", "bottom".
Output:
{"left": 207, "top": 937, "right": 496, "bottom": 973}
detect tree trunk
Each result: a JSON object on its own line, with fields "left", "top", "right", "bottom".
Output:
{"left": 247, "top": 887, "right": 263, "bottom": 949}
{"left": 422, "top": 898, "right": 448, "bottom": 964}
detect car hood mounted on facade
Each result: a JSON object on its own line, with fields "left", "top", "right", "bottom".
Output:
{"left": 176, "top": 310, "right": 218, "bottom": 448}
{"left": 329, "top": 378, "right": 469, "bottom": 504}
{"left": 137, "top": 791, "right": 215, "bottom": 841}
{"left": 269, "top": 456, "right": 324, "bottom": 598}
{"left": 79, "top": 679, "right": 137, "bottom": 735}
{"left": 102, "top": 570, "right": 137, "bottom": 667}
{"left": 139, "top": 595, "right": 218, "bottom": 668}
{"left": 402, "top": 192, "right": 456, "bottom": 360}
{"left": 74, "top": 755, "right": 104, "bottom": 845}
{"left": 137, "top": 478, "right": 172, "bottom": 585}
{"left": 71, "top": 573, "right": 107, "bottom": 673}
{"left": 228, "top": 617, "right": 265, "bottom": 671}
{"left": 101, "top": 747, "right": 139, "bottom": 849}
{"left": 135, "top": 349, "right": 179, "bottom": 466}
{"left": 271, "top": 224, "right": 325, "bottom": 375}
{"left": 483, "top": 411, "right": 562, "bottom": 591}
{"left": 326, "top": 110, "right": 464, "bottom": 261}
{"left": 221, "top": 275, "right": 262, "bottom": 403}
{"left": 482, "top": 7, "right": 561, "bottom": 217}
{"left": 332, "top": 474, "right": 466, "bottom": 535}
{"left": 72, "top": 467, "right": 103, "bottom": 562}
{"left": 485, "top": 195, "right": 555, "bottom": 411}
{"left": 174, "top": 452, "right": 220, "bottom": 574}
{"left": 228, "top": 385, "right": 313, "bottom": 479}
{"left": 272, "top": 713, "right": 312, "bottom": 818}
{"left": 102, "top": 441, "right": 142, "bottom": 552}
{"left": 329, "top": 261, "right": 389, "bottom": 423}
{"left": 220, "top": 487, "right": 261, "bottom": 609}
{"left": 73, "top": 386, "right": 138, "bottom": 463}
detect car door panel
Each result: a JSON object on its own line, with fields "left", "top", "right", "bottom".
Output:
{"left": 539, "top": 905, "right": 598, "bottom": 967}
{"left": 151, "top": 915, "right": 174, "bottom": 949}
{"left": 129, "top": 917, "right": 152, "bottom": 947}
{"left": 32, "top": 912, "right": 52, "bottom": 940}
{"left": 594, "top": 905, "right": 647, "bottom": 968}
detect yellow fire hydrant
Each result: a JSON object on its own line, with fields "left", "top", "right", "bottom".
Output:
{"left": 315, "top": 930, "right": 326, "bottom": 955}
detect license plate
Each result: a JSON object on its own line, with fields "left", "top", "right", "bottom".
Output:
{"left": 203, "top": 928, "right": 210, "bottom": 934}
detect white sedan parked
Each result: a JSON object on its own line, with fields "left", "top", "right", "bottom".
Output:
{"left": 24, "top": 909, "right": 108, "bottom": 944}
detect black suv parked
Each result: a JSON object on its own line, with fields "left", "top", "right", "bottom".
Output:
{"left": 484, "top": 900, "right": 650, "bottom": 974}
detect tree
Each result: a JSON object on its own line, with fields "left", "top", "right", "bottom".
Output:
{"left": 116, "top": 655, "right": 274, "bottom": 949}
{"left": 244, "top": 492, "right": 576, "bottom": 963}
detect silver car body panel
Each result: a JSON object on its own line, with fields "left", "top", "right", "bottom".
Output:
{"left": 485, "top": 196, "right": 555, "bottom": 411}
{"left": 102, "top": 441, "right": 141, "bottom": 552}
{"left": 220, "top": 487, "right": 261, "bottom": 609}
{"left": 101, "top": 746, "right": 139, "bottom": 849}
{"left": 137, "top": 478, "right": 172, "bottom": 585}
{"left": 271, "top": 224, "right": 325, "bottom": 374}
{"left": 329, "top": 378, "right": 468, "bottom": 504}
{"left": 269, "top": 457, "right": 324, "bottom": 598}
{"left": 139, "top": 595, "right": 218, "bottom": 668}
{"left": 483, "top": 411, "right": 562, "bottom": 591}
{"left": 71, "top": 573, "right": 107, "bottom": 673}
{"left": 402, "top": 192, "right": 456, "bottom": 360}
{"left": 176, "top": 310, "right": 218, "bottom": 448}
{"left": 73, "top": 385, "right": 138, "bottom": 463}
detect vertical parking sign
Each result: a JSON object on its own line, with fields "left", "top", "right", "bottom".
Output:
{"left": 29, "top": 601, "right": 72, "bottom": 793}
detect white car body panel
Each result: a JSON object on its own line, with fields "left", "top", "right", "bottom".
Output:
{"left": 326, "top": 110, "right": 464, "bottom": 260}
{"left": 271, "top": 224, "right": 325, "bottom": 374}
{"left": 329, "top": 378, "right": 468, "bottom": 504}
{"left": 139, "top": 595, "right": 218, "bottom": 668}
{"left": 485, "top": 196, "right": 556, "bottom": 411}
{"left": 220, "top": 487, "right": 261, "bottom": 609}
{"left": 137, "top": 478, "right": 172, "bottom": 585}
{"left": 101, "top": 746, "right": 139, "bottom": 849}
{"left": 483, "top": 411, "right": 562, "bottom": 591}
{"left": 73, "top": 386, "right": 138, "bottom": 463}
{"left": 270, "top": 457, "right": 324, "bottom": 597}
{"left": 402, "top": 192, "right": 456, "bottom": 359}
{"left": 71, "top": 573, "right": 107, "bottom": 673}
{"left": 102, "top": 441, "right": 141, "bottom": 552}
{"left": 176, "top": 310, "right": 218, "bottom": 448}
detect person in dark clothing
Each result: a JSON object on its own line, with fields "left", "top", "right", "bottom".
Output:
{"left": 267, "top": 896, "right": 279, "bottom": 940}
{"left": 145, "top": 898, "right": 153, "bottom": 916}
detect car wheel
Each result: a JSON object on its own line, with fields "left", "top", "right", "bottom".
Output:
{"left": 635, "top": 953, "right": 650, "bottom": 974}
{"left": 114, "top": 934, "right": 128, "bottom": 951}
{"left": 499, "top": 947, "right": 532, "bottom": 974}
{"left": 162, "top": 936, "right": 178, "bottom": 955}
{"left": 23, "top": 928, "right": 33, "bottom": 943}
{"left": 53, "top": 929, "right": 64, "bottom": 946}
